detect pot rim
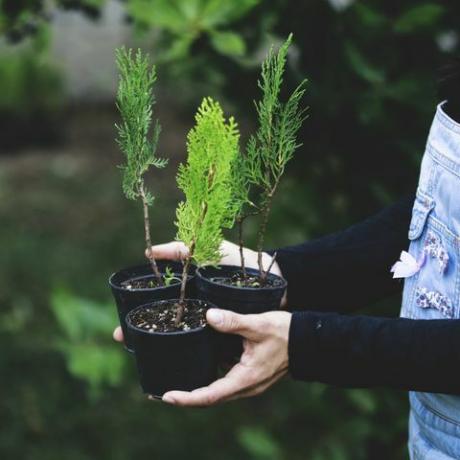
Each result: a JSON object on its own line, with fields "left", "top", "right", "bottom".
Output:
{"left": 196, "top": 264, "right": 287, "bottom": 291}
{"left": 108, "top": 262, "right": 189, "bottom": 293}
{"left": 126, "top": 298, "right": 213, "bottom": 336}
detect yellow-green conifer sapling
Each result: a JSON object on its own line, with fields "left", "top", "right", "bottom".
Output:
{"left": 175, "top": 97, "right": 240, "bottom": 325}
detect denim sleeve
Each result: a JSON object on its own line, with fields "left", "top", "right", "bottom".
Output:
{"left": 288, "top": 311, "right": 460, "bottom": 394}
{"left": 272, "top": 195, "right": 414, "bottom": 312}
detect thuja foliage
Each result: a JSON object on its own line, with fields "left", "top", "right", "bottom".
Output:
{"left": 115, "top": 47, "right": 167, "bottom": 285}
{"left": 237, "top": 34, "right": 308, "bottom": 283}
{"left": 175, "top": 97, "right": 240, "bottom": 321}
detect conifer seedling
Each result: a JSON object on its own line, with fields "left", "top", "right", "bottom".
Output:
{"left": 175, "top": 97, "right": 240, "bottom": 324}
{"left": 235, "top": 34, "right": 308, "bottom": 285}
{"left": 115, "top": 47, "right": 167, "bottom": 286}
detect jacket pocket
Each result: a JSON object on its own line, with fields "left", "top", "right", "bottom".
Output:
{"left": 409, "top": 190, "right": 435, "bottom": 241}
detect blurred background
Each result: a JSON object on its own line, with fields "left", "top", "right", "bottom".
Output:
{"left": 1, "top": 1, "right": 459, "bottom": 459}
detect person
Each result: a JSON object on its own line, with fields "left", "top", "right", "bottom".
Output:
{"left": 113, "top": 62, "right": 460, "bottom": 459}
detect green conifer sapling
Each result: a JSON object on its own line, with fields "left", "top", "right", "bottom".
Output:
{"left": 236, "top": 34, "right": 308, "bottom": 285}
{"left": 175, "top": 97, "right": 240, "bottom": 324}
{"left": 115, "top": 47, "right": 167, "bottom": 286}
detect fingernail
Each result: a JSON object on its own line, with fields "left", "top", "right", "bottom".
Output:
{"left": 162, "top": 394, "right": 175, "bottom": 404}
{"left": 207, "top": 309, "right": 223, "bottom": 325}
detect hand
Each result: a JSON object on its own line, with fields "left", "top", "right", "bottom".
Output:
{"left": 113, "top": 241, "right": 287, "bottom": 342}
{"left": 161, "top": 308, "right": 291, "bottom": 407}
{"left": 144, "top": 240, "right": 283, "bottom": 278}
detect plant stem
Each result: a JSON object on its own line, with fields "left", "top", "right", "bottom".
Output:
{"left": 175, "top": 163, "right": 214, "bottom": 326}
{"left": 174, "top": 259, "right": 189, "bottom": 326}
{"left": 257, "top": 189, "right": 277, "bottom": 285}
{"left": 175, "top": 241, "right": 195, "bottom": 326}
{"left": 265, "top": 251, "right": 278, "bottom": 277}
{"left": 139, "top": 181, "right": 163, "bottom": 286}
{"left": 237, "top": 217, "right": 247, "bottom": 279}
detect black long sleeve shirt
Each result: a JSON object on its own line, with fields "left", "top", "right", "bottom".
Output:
{"left": 278, "top": 195, "right": 460, "bottom": 395}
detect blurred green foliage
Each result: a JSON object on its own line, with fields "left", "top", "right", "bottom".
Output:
{"left": 51, "top": 288, "right": 126, "bottom": 399}
{"left": 128, "top": 0, "right": 260, "bottom": 59}
{"left": 0, "top": 28, "right": 62, "bottom": 115}
{"left": 0, "top": 1, "right": 459, "bottom": 459}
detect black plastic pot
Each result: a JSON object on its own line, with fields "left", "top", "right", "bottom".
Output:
{"left": 195, "top": 265, "right": 287, "bottom": 361}
{"left": 109, "top": 261, "right": 195, "bottom": 352}
{"left": 126, "top": 299, "right": 218, "bottom": 398}
{"left": 196, "top": 265, "right": 286, "bottom": 313}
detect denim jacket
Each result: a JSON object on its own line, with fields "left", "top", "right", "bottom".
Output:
{"left": 402, "top": 103, "right": 460, "bottom": 459}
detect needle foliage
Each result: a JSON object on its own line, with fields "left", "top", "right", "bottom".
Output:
{"left": 236, "top": 34, "right": 308, "bottom": 282}
{"left": 175, "top": 97, "right": 240, "bottom": 309}
{"left": 115, "top": 47, "right": 167, "bottom": 283}
{"left": 115, "top": 47, "right": 167, "bottom": 203}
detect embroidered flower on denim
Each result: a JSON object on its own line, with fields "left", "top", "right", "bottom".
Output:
{"left": 424, "top": 231, "right": 449, "bottom": 273}
{"left": 415, "top": 287, "right": 453, "bottom": 318}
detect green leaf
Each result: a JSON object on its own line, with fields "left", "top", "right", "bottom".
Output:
{"left": 345, "top": 42, "right": 385, "bottom": 84}
{"left": 127, "top": 0, "right": 187, "bottom": 32}
{"left": 237, "top": 426, "right": 282, "bottom": 459}
{"left": 50, "top": 288, "right": 126, "bottom": 398}
{"left": 174, "top": 0, "right": 202, "bottom": 21}
{"left": 354, "top": 4, "right": 387, "bottom": 28}
{"left": 394, "top": 4, "right": 445, "bottom": 33}
{"left": 128, "top": 0, "right": 260, "bottom": 38}
{"left": 347, "top": 389, "right": 377, "bottom": 414}
{"left": 210, "top": 30, "right": 246, "bottom": 57}
{"left": 201, "top": 0, "right": 261, "bottom": 28}
{"left": 160, "top": 34, "right": 196, "bottom": 62}
{"left": 63, "top": 343, "right": 125, "bottom": 398}
{"left": 51, "top": 287, "right": 118, "bottom": 341}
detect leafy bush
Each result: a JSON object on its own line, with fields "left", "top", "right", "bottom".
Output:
{"left": 0, "top": 28, "right": 62, "bottom": 115}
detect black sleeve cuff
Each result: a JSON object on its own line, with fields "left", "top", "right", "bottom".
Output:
{"left": 288, "top": 310, "right": 334, "bottom": 381}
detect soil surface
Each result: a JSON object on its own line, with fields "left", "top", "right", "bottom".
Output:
{"left": 121, "top": 274, "right": 181, "bottom": 290}
{"left": 129, "top": 299, "right": 208, "bottom": 333}
{"left": 211, "top": 271, "right": 284, "bottom": 289}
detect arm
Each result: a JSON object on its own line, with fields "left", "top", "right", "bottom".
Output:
{"left": 159, "top": 308, "right": 460, "bottom": 407}
{"left": 289, "top": 311, "right": 460, "bottom": 394}
{"left": 274, "top": 194, "right": 414, "bottom": 312}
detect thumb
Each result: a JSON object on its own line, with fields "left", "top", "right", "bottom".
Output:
{"left": 206, "top": 309, "right": 261, "bottom": 341}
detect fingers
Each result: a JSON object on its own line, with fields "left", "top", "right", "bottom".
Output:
{"left": 220, "top": 240, "right": 244, "bottom": 266}
{"left": 160, "top": 349, "right": 288, "bottom": 407}
{"left": 145, "top": 241, "right": 189, "bottom": 261}
{"left": 206, "top": 309, "right": 265, "bottom": 341}
{"left": 161, "top": 361, "right": 287, "bottom": 407}
{"left": 113, "top": 326, "right": 124, "bottom": 342}
{"left": 162, "top": 362, "right": 256, "bottom": 407}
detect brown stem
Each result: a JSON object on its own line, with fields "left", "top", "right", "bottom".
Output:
{"left": 175, "top": 240, "right": 195, "bottom": 326}
{"left": 265, "top": 252, "right": 277, "bottom": 278}
{"left": 174, "top": 257, "right": 190, "bottom": 326}
{"left": 139, "top": 182, "right": 163, "bottom": 286}
{"left": 257, "top": 199, "right": 272, "bottom": 285}
{"left": 237, "top": 217, "right": 247, "bottom": 279}
{"left": 174, "top": 163, "right": 214, "bottom": 326}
